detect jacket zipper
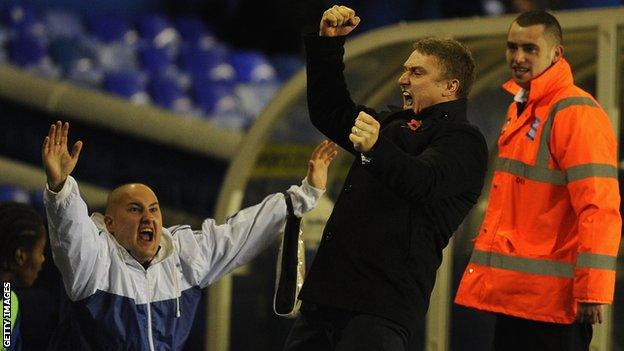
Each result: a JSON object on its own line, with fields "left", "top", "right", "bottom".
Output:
{"left": 146, "top": 270, "right": 155, "bottom": 351}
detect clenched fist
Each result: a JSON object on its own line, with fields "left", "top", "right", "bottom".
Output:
{"left": 349, "top": 111, "right": 380, "bottom": 153}
{"left": 320, "top": 5, "right": 361, "bottom": 37}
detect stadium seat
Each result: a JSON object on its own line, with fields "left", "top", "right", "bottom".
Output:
{"left": 2, "top": 2, "right": 45, "bottom": 38}
{"left": 192, "top": 81, "right": 239, "bottom": 115}
{"left": 136, "top": 13, "right": 179, "bottom": 49}
{"left": 103, "top": 71, "right": 150, "bottom": 104}
{"left": 86, "top": 14, "right": 136, "bottom": 44}
{"left": 45, "top": 10, "right": 84, "bottom": 40}
{"left": 0, "top": 184, "right": 31, "bottom": 204}
{"left": 148, "top": 76, "right": 192, "bottom": 113}
{"left": 139, "top": 45, "right": 173, "bottom": 75}
{"left": 229, "top": 51, "right": 277, "bottom": 83}
{"left": 180, "top": 48, "right": 235, "bottom": 82}
{"left": 8, "top": 33, "right": 46, "bottom": 66}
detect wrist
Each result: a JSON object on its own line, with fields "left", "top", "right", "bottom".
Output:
{"left": 47, "top": 179, "right": 66, "bottom": 193}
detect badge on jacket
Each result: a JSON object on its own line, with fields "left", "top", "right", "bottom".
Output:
{"left": 526, "top": 117, "right": 541, "bottom": 141}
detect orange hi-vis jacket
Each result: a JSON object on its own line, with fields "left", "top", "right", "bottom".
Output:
{"left": 455, "top": 58, "right": 621, "bottom": 324}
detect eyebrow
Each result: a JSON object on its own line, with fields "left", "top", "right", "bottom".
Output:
{"left": 507, "top": 41, "right": 538, "bottom": 48}
{"left": 404, "top": 64, "right": 426, "bottom": 71}
{"left": 127, "top": 202, "right": 160, "bottom": 207}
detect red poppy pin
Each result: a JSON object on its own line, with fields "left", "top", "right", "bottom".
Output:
{"left": 407, "top": 119, "right": 422, "bottom": 131}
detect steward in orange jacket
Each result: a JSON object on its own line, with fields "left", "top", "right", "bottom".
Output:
{"left": 455, "top": 15, "right": 621, "bottom": 330}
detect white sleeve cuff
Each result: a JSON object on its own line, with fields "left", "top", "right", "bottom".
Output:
{"left": 286, "top": 177, "right": 325, "bottom": 217}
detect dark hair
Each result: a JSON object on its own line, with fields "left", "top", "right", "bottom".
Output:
{"left": 514, "top": 10, "right": 562, "bottom": 45}
{"left": 412, "top": 37, "right": 476, "bottom": 98}
{"left": 0, "top": 202, "right": 45, "bottom": 271}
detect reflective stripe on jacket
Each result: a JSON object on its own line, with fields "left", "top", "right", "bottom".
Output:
{"left": 455, "top": 58, "right": 621, "bottom": 324}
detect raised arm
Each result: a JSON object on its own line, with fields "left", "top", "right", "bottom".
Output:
{"left": 42, "top": 122, "right": 106, "bottom": 301}
{"left": 305, "top": 5, "right": 373, "bottom": 155}
{"left": 177, "top": 141, "right": 336, "bottom": 287}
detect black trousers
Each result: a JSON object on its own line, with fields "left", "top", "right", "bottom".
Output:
{"left": 282, "top": 303, "right": 410, "bottom": 351}
{"left": 492, "top": 314, "right": 593, "bottom": 351}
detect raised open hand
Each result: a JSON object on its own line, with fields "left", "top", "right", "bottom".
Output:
{"left": 319, "top": 5, "right": 361, "bottom": 37}
{"left": 42, "top": 121, "right": 83, "bottom": 192}
{"left": 307, "top": 140, "right": 338, "bottom": 190}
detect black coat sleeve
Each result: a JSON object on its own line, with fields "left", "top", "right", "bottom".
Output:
{"left": 304, "top": 34, "right": 374, "bottom": 155}
{"left": 363, "top": 124, "right": 488, "bottom": 204}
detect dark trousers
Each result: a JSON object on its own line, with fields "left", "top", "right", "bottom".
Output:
{"left": 283, "top": 303, "right": 409, "bottom": 351}
{"left": 493, "top": 314, "right": 593, "bottom": 351}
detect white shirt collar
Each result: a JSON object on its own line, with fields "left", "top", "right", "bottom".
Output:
{"left": 514, "top": 88, "right": 529, "bottom": 103}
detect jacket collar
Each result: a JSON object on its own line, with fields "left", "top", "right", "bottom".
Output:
{"left": 502, "top": 58, "right": 574, "bottom": 102}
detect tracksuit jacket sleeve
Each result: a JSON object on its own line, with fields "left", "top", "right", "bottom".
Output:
{"left": 44, "top": 176, "right": 110, "bottom": 301}
{"left": 176, "top": 178, "right": 324, "bottom": 288}
{"left": 551, "top": 102, "right": 621, "bottom": 303}
{"left": 304, "top": 34, "right": 363, "bottom": 155}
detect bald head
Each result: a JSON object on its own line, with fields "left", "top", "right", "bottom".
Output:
{"left": 106, "top": 183, "right": 157, "bottom": 214}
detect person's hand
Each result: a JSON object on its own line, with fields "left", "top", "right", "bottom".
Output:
{"left": 42, "top": 121, "right": 83, "bottom": 192}
{"left": 349, "top": 111, "right": 380, "bottom": 153}
{"left": 307, "top": 140, "right": 338, "bottom": 190}
{"left": 576, "top": 302, "right": 603, "bottom": 324}
{"left": 319, "top": 5, "right": 361, "bottom": 37}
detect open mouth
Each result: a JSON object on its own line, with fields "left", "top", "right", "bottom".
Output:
{"left": 139, "top": 227, "right": 154, "bottom": 242}
{"left": 402, "top": 90, "right": 413, "bottom": 107}
{"left": 512, "top": 66, "right": 529, "bottom": 76}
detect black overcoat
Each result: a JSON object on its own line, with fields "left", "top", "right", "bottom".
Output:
{"left": 299, "top": 35, "right": 489, "bottom": 330}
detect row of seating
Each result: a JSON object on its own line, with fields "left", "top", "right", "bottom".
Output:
{"left": 0, "top": 2, "right": 303, "bottom": 131}
{"left": 0, "top": 184, "right": 44, "bottom": 209}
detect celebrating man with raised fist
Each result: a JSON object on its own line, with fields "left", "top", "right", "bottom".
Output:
{"left": 283, "top": 5, "right": 488, "bottom": 350}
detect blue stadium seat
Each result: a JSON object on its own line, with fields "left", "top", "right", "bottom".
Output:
{"left": 94, "top": 41, "right": 139, "bottom": 73}
{"left": 148, "top": 76, "right": 192, "bottom": 113}
{"left": 192, "top": 81, "right": 239, "bottom": 115}
{"left": 7, "top": 32, "right": 60, "bottom": 78}
{"left": 136, "top": 13, "right": 179, "bottom": 49}
{"left": 228, "top": 51, "right": 279, "bottom": 117}
{"left": 49, "top": 36, "right": 102, "bottom": 86}
{"left": 45, "top": 10, "right": 85, "bottom": 40}
{"left": 2, "top": 2, "right": 45, "bottom": 38}
{"left": 8, "top": 33, "right": 46, "bottom": 66}
{"left": 103, "top": 71, "right": 150, "bottom": 104}
{"left": 0, "top": 185, "right": 31, "bottom": 204}
{"left": 180, "top": 47, "right": 235, "bottom": 82}
{"left": 229, "top": 51, "right": 277, "bottom": 83}
{"left": 86, "top": 14, "right": 136, "bottom": 44}
{"left": 139, "top": 45, "right": 173, "bottom": 75}
{"left": 49, "top": 37, "right": 94, "bottom": 71}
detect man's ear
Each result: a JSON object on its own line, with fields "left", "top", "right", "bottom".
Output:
{"left": 104, "top": 215, "right": 114, "bottom": 233}
{"left": 443, "top": 79, "right": 459, "bottom": 97}
{"left": 552, "top": 44, "right": 564, "bottom": 63}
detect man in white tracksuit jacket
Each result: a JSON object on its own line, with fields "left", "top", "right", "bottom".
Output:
{"left": 41, "top": 121, "right": 337, "bottom": 350}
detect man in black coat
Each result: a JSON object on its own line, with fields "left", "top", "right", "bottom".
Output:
{"left": 283, "top": 5, "right": 489, "bottom": 350}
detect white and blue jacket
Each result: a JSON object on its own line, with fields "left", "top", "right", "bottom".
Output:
{"left": 44, "top": 176, "right": 323, "bottom": 351}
